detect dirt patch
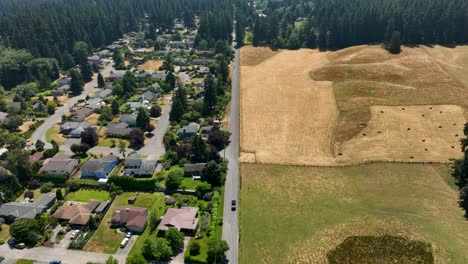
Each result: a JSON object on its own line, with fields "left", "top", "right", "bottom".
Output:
{"left": 240, "top": 46, "right": 279, "bottom": 66}
{"left": 336, "top": 105, "right": 466, "bottom": 163}
{"left": 187, "top": 78, "right": 204, "bottom": 84}
{"left": 85, "top": 113, "right": 100, "bottom": 125}
{"left": 138, "top": 60, "right": 163, "bottom": 71}
{"left": 240, "top": 48, "right": 337, "bottom": 165}
{"left": 19, "top": 121, "right": 35, "bottom": 133}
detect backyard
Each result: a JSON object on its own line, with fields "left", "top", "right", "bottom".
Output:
{"left": 65, "top": 189, "right": 111, "bottom": 202}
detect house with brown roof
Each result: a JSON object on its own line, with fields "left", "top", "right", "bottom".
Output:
{"left": 70, "top": 107, "right": 94, "bottom": 122}
{"left": 53, "top": 200, "right": 100, "bottom": 226}
{"left": 157, "top": 207, "right": 199, "bottom": 233}
{"left": 39, "top": 154, "right": 78, "bottom": 176}
{"left": 111, "top": 206, "right": 148, "bottom": 233}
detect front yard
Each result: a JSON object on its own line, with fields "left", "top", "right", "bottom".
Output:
{"left": 45, "top": 123, "right": 66, "bottom": 145}
{"left": 84, "top": 192, "right": 164, "bottom": 254}
{"left": 65, "top": 189, "right": 111, "bottom": 202}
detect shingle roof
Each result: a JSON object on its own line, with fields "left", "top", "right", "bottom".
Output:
{"left": 183, "top": 163, "right": 206, "bottom": 173}
{"left": 111, "top": 206, "right": 148, "bottom": 229}
{"left": 53, "top": 200, "right": 100, "bottom": 226}
{"left": 157, "top": 207, "right": 199, "bottom": 231}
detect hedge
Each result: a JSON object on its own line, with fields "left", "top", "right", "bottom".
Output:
{"left": 35, "top": 174, "right": 68, "bottom": 184}
{"left": 108, "top": 176, "right": 158, "bottom": 192}
{"left": 69, "top": 179, "right": 101, "bottom": 189}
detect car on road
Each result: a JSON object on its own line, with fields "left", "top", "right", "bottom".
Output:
{"left": 16, "top": 243, "right": 26, "bottom": 249}
{"left": 126, "top": 232, "right": 132, "bottom": 238}
{"left": 231, "top": 200, "right": 237, "bottom": 211}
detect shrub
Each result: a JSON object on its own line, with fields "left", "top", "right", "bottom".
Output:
{"left": 189, "top": 240, "right": 201, "bottom": 256}
{"left": 40, "top": 182, "right": 54, "bottom": 193}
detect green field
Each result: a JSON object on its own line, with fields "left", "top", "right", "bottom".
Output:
{"left": 181, "top": 177, "right": 202, "bottom": 190}
{"left": 65, "top": 189, "right": 111, "bottom": 202}
{"left": 84, "top": 192, "right": 164, "bottom": 253}
{"left": 240, "top": 163, "right": 468, "bottom": 264}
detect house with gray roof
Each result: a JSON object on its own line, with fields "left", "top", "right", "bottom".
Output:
{"left": 127, "top": 101, "right": 148, "bottom": 111}
{"left": 108, "top": 70, "right": 126, "bottom": 81}
{"left": 85, "top": 98, "right": 104, "bottom": 110}
{"left": 81, "top": 155, "right": 119, "bottom": 179}
{"left": 140, "top": 91, "right": 157, "bottom": 102}
{"left": 173, "top": 57, "right": 189, "bottom": 66}
{"left": 95, "top": 200, "right": 111, "bottom": 214}
{"left": 94, "top": 89, "right": 112, "bottom": 99}
{"left": 151, "top": 83, "right": 161, "bottom": 91}
{"left": 123, "top": 154, "right": 157, "bottom": 177}
{"left": 183, "top": 163, "right": 206, "bottom": 177}
{"left": 6, "top": 102, "right": 21, "bottom": 111}
{"left": 106, "top": 122, "right": 132, "bottom": 138}
{"left": 0, "top": 112, "right": 8, "bottom": 123}
{"left": 60, "top": 122, "right": 91, "bottom": 138}
{"left": 0, "top": 192, "right": 56, "bottom": 223}
{"left": 178, "top": 122, "right": 200, "bottom": 139}
{"left": 39, "top": 154, "right": 78, "bottom": 176}
{"left": 70, "top": 107, "right": 94, "bottom": 122}
{"left": 51, "top": 84, "right": 70, "bottom": 96}
{"left": 57, "top": 77, "right": 71, "bottom": 87}
{"left": 151, "top": 71, "right": 167, "bottom": 81}
{"left": 192, "top": 58, "right": 217, "bottom": 65}
{"left": 120, "top": 114, "right": 138, "bottom": 126}
{"left": 70, "top": 122, "right": 92, "bottom": 138}
{"left": 87, "top": 55, "right": 102, "bottom": 67}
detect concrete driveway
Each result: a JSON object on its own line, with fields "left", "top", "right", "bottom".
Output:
{"left": 115, "top": 235, "right": 138, "bottom": 255}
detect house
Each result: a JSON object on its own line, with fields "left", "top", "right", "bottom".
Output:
{"left": 51, "top": 84, "right": 70, "bottom": 96}
{"left": 0, "top": 193, "right": 56, "bottom": 223}
{"left": 70, "top": 122, "right": 92, "bottom": 138}
{"left": 151, "top": 83, "right": 161, "bottom": 91}
{"left": 60, "top": 122, "right": 92, "bottom": 138}
{"left": 198, "top": 67, "right": 210, "bottom": 75}
{"left": 81, "top": 155, "right": 119, "bottom": 179}
{"left": 126, "top": 101, "right": 148, "bottom": 111}
{"left": 0, "top": 112, "right": 8, "bottom": 123}
{"left": 108, "top": 70, "right": 126, "bottom": 81}
{"left": 120, "top": 114, "right": 138, "bottom": 126}
{"left": 39, "top": 154, "right": 78, "bottom": 176}
{"left": 97, "top": 50, "right": 111, "bottom": 58}
{"left": 157, "top": 207, "right": 199, "bottom": 233}
{"left": 29, "top": 152, "right": 44, "bottom": 163}
{"left": 135, "top": 71, "right": 152, "bottom": 78}
{"left": 6, "top": 102, "right": 21, "bottom": 111}
{"left": 192, "top": 58, "right": 217, "bottom": 65}
{"left": 57, "top": 77, "right": 71, "bottom": 87}
{"left": 53, "top": 200, "right": 100, "bottom": 226}
{"left": 85, "top": 98, "right": 104, "bottom": 110}
{"left": 151, "top": 71, "right": 167, "bottom": 81}
{"left": 32, "top": 102, "right": 46, "bottom": 112}
{"left": 173, "top": 57, "right": 188, "bottom": 66}
{"left": 70, "top": 107, "right": 94, "bottom": 122}
{"left": 87, "top": 55, "right": 102, "bottom": 67}
{"left": 200, "top": 125, "right": 213, "bottom": 136}
{"left": 178, "top": 122, "right": 200, "bottom": 139}
{"left": 106, "top": 44, "right": 123, "bottom": 50}
{"left": 111, "top": 206, "right": 148, "bottom": 233}
{"left": 140, "top": 91, "right": 157, "bottom": 102}
{"left": 123, "top": 154, "right": 157, "bottom": 177}
{"left": 178, "top": 72, "right": 190, "bottom": 86}
{"left": 132, "top": 56, "right": 146, "bottom": 64}
{"left": 106, "top": 123, "right": 132, "bottom": 138}
{"left": 183, "top": 163, "right": 206, "bottom": 177}
{"left": 94, "top": 89, "right": 113, "bottom": 99}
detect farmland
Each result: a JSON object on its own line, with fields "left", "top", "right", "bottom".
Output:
{"left": 239, "top": 163, "right": 468, "bottom": 264}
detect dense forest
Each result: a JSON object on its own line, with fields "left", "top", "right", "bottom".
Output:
{"left": 251, "top": 0, "right": 468, "bottom": 50}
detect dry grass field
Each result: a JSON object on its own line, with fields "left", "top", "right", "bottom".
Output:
{"left": 240, "top": 47, "right": 338, "bottom": 165}
{"left": 138, "top": 59, "right": 163, "bottom": 71}
{"left": 424, "top": 45, "right": 468, "bottom": 89}
{"left": 240, "top": 46, "right": 279, "bottom": 66}
{"left": 240, "top": 163, "right": 468, "bottom": 264}
{"left": 336, "top": 105, "right": 466, "bottom": 163}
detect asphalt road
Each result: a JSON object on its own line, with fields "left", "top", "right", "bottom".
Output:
{"left": 31, "top": 63, "right": 115, "bottom": 149}
{"left": 222, "top": 37, "right": 240, "bottom": 263}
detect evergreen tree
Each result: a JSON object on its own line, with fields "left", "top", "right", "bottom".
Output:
{"left": 97, "top": 73, "right": 105, "bottom": 88}
{"left": 203, "top": 75, "right": 217, "bottom": 116}
{"left": 387, "top": 31, "right": 402, "bottom": 54}
{"left": 136, "top": 107, "right": 150, "bottom": 130}
{"left": 191, "top": 135, "right": 209, "bottom": 162}
{"left": 113, "top": 49, "right": 125, "bottom": 70}
{"left": 166, "top": 70, "right": 176, "bottom": 89}
{"left": 70, "top": 69, "right": 84, "bottom": 96}
{"left": 111, "top": 99, "right": 120, "bottom": 115}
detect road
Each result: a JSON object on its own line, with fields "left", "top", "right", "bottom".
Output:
{"left": 139, "top": 100, "right": 173, "bottom": 160}
{"left": 31, "top": 63, "right": 115, "bottom": 149}
{"left": 222, "top": 35, "right": 240, "bottom": 263}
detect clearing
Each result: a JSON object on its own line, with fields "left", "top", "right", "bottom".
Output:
{"left": 138, "top": 60, "right": 163, "bottom": 71}
{"left": 240, "top": 48, "right": 337, "bottom": 165}
{"left": 240, "top": 163, "right": 468, "bottom": 264}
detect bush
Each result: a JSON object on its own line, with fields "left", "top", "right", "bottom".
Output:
{"left": 189, "top": 240, "right": 201, "bottom": 256}
{"left": 35, "top": 174, "right": 68, "bottom": 184}
{"left": 0, "top": 239, "right": 5, "bottom": 245}
{"left": 40, "top": 182, "right": 54, "bottom": 193}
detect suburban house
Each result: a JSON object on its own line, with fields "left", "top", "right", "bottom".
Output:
{"left": 6, "top": 102, "right": 21, "bottom": 111}
{"left": 173, "top": 57, "right": 188, "bottom": 66}
{"left": 157, "top": 207, "right": 199, "bottom": 233}
{"left": 200, "top": 125, "right": 213, "bottom": 136}
{"left": 151, "top": 83, "right": 161, "bottom": 91}
{"left": 198, "top": 66, "right": 210, "bottom": 75}
{"left": 81, "top": 155, "right": 119, "bottom": 179}
{"left": 53, "top": 200, "right": 100, "bottom": 226}
{"left": 126, "top": 101, "right": 148, "bottom": 111}
{"left": 184, "top": 163, "right": 206, "bottom": 177}
{"left": 192, "top": 58, "right": 217, "bottom": 65}
{"left": 178, "top": 122, "right": 200, "bottom": 139}
{"left": 140, "top": 91, "right": 157, "bottom": 102}
{"left": 151, "top": 71, "right": 167, "bottom": 81}
{"left": 87, "top": 55, "right": 102, "bottom": 67}
{"left": 57, "top": 77, "right": 71, "bottom": 87}
{"left": 0, "top": 112, "right": 8, "bottom": 123}
{"left": 111, "top": 206, "right": 148, "bottom": 233}
{"left": 60, "top": 122, "right": 92, "bottom": 138}
{"left": 135, "top": 71, "right": 151, "bottom": 78}
{"left": 51, "top": 84, "right": 70, "bottom": 96}
{"left": 178, "top": 72, "right": 190, "bottom": 86}
{"left": 106, "top": 122, "right": 132, "bottom": 138}
{"left": 85, "top": 98, "right": 104, "bottom": 110}
{"left": 70, "top": 107, "right": 94, "bottom": 122}
{"left": 97, "top": 50, "right": 110, "bottom": 58}
{"left": 108, "top": 70, "right": 126, "bottom": 81}
{"left": 94, "top": 89, "right": 112, "bottom": 99}
{"left": 29, "top": 152, "right": 44, "bottom": 164}
{"left": 39, "top": 154, "right": 79, "bottom": 176}
{"left": 123, "top": 154, "right": 157, "bottom": 176}
{"left": 120, "top": 114, "right": 138, "bottom": 126}
{"left": 0, "top": 193, "right": 56, "bottom": 223}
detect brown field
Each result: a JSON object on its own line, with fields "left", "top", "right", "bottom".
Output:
{"left": 240, "top": 46, "right": 279, "bottom": 66}
{"left": 240, "top": 49, "right": 338, "bottom": 165}
{"left": 337, "top": 105, "right": 465, "bottom": 163}
{"left": 424, "top": 45, "right": 468, "bottom": 89}
{"left": 138, "top": 59, "right": 163, "bottom": 71}
{"left": 19, "top": 121, "right": 35, "bottom": 133}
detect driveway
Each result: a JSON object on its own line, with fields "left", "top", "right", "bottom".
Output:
{"left": 55, "top": 230, "right": 74, "bottom": 249}
{"left": 31, "top": 62, "right": 115, "bottom": 149}
{"left": 115, "top": 235, "right": 138, "bottom": 256}
{"left": 171, "top": 236, "right": 190, "bottom": 264}
{"left": 139, "top": 101, "right": 173, "bottom": 160}
{"left": 221, "top": 32, "right": 240, "bottom": 264}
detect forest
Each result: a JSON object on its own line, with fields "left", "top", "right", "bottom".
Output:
{"left": 251, "top": 0, "right": 468, "bottom": 50}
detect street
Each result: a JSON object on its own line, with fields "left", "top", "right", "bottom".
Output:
{"left": 222, "top": 36, "right": 240, "bottom": 263}
{"left": 31, "top": 63, "right": 115, "bottom": 149}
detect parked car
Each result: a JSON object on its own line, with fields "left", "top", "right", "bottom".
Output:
{"left": 70, "top": 230, "right": 79, "bottom": 240}
{"left": 16, "top": 243, "right": 26, "bottom": 249}
{"left": 125, "top": 232, "right": 132, "bottom": 238}
{"left": 231, "top": 200, "right": 237, "bottom": 211}
{"left": 7, "top": 238, "right": 15, "bottom": 247}
{"left": 120, "top": 238, "right": 129, "bottom": 248}
{"left": 50, "top": 260, "right": 61, "bottom": 264}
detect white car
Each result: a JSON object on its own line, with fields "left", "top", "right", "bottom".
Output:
{"left": 125, "top": 232, "right": 132, "bottom": 238}
{"left": 70, "top": 230, "right": 79, "bottom": 239}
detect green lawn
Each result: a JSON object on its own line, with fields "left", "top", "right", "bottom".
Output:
{"left": 181, "top": 177, "right": 201, "bottom": 190}
{"left": 65, "top": 189, "right": 111, "bottom": 202}
{"left": 45, "top": 123, "right": 66, "bottom": 146}
{"left": 0, "top": 224, "right": 10, "bottom": 241}
{"left": 15, "top": 260, "right": 34, "bottom": 264}
{"left": 240, "top": 163, "right": 468, "bottom": 264}
{"left": 84, "top": 192, "right": 164, "bottom": 254}
{"left": 97, "top": 138, "right": 130, "bottom": 148}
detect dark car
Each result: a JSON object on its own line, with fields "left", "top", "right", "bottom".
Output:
{"left": 231, "top": 200, "right": 236, "bottom": 211}
{"left": 50, "top": 260, "right": 62, "bottom": 264}
{"left": 7, "top": 238, "right": 14, "bottom": 247}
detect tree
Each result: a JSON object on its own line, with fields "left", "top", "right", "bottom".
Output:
{"left": 148, "top": 210, "right": 158, "bottom": 233}
{"left": 165, "top": 168, "right": 183, "bottom": 191}
{"left": 6, "top": 150, "right": 32, "bottom": 183}
{"left": 150, "top": 105, "right": 162, "bottom": 118}
{"left": 112, "top": 83, "right": 124, "bottom": 97}
{"left": 4, "top": 115, "right": 23, "bottom": 131}
{"left": 166, "top": 70, "right": 176, "bottom": 89}
{"left": 122, "top": 71, "right": 137, "bottom": 96}
{"left": 97, "top": 73, "right": 105, "bottom": 88}
{"left": 460, "top": 185, "right": 468, "bottom": 218}
{"left": 118, "top": 139, "right": 127, "bottom": 157}
{"left": 99, "top": 107, "right": 113, "bottom": 123}
{"left": 387, "top": 31, "right": 401, "bottom": 54}
{"left": 73, "top": 42, "right": 93, "bottom": 81}
{"left": 56, "top": 188, "right": 63, "bottom": 200}
{"left": 40, "top": 182, "right": 54, "bottom": 193}
{"left": 165, "top": 227, "right": 184, "bottom": 250}
{"left": 35, "top": 140, "right": 45, "bottom": 152}
{"left": 62, "top": 51, "right": 75, "bottom": 70}
{"left": 126, "top": 254, "right": 147, "bottom": 264}
{"left": 136, "top": 107, "right": 150, "bottom": 130}
{"left": 70, "top": 143, "right": 90, "bottom": 154}
{"left": 105, "top": 256, "right": 118, "bottom": 264}
{"left": 111, "top": 99, "right": 120, "bottom": 115}
{"left": 202, "top": 161, "right": 224, "bottom": 187}
{"left": 46, "top": 101, "right": 56, "bottom": 115}
{"left": 70, "top": 69, "right": 84, "bottom": 96}
{"left": 10, "top": 218, "right": 40, "bottom": 246}
{"left": 129, "top": 128, "right": 144, "bottom": 149}
{"left": 80, "top": 127, "right": 99, "bottom": 147}
{"left": 203, "top": 75, "right": 217, "bottom": 116}
{"left": 208, "top": 130, "right": 231, "bottom": 151}
{"left": 189, "top": 240, "right": 201, "bottom": 256}
{"left": 88, "top": 215, "right": 98, "bottom": 230}
{"left": 113, "top": 49, "right": 125, "bottom": 70}
{"left": 191, "top": 135, "right": 209, "bottom": 162}
{"left": 141, "top": 238, "right": 173, "bottom": 261}
{"left": 207, "top": 239, "right": 229, "bottom": 264}
{"left": 196, "top": 181, "right": 212, "bottom": 195}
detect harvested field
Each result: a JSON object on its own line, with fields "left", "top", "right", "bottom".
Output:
{"left": 312, "top": 45, "right": 468, "bottom": 145}
{"left": 138, "top": 59, "right": 163, "bottom": 71}
{"left": 337, "top": 105, "right": 466, "bottom": 163}
{"left": 240, "top": 46, "right": 279, "bottom": 66}
{"left": 240, "top": 49, "right": 337, "bottom": 165}
{"left": 240, "top": 163, "right": 468, "bottom": 264}
{"left": 424, "top": 45, "right": 468, "bottom": 90}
